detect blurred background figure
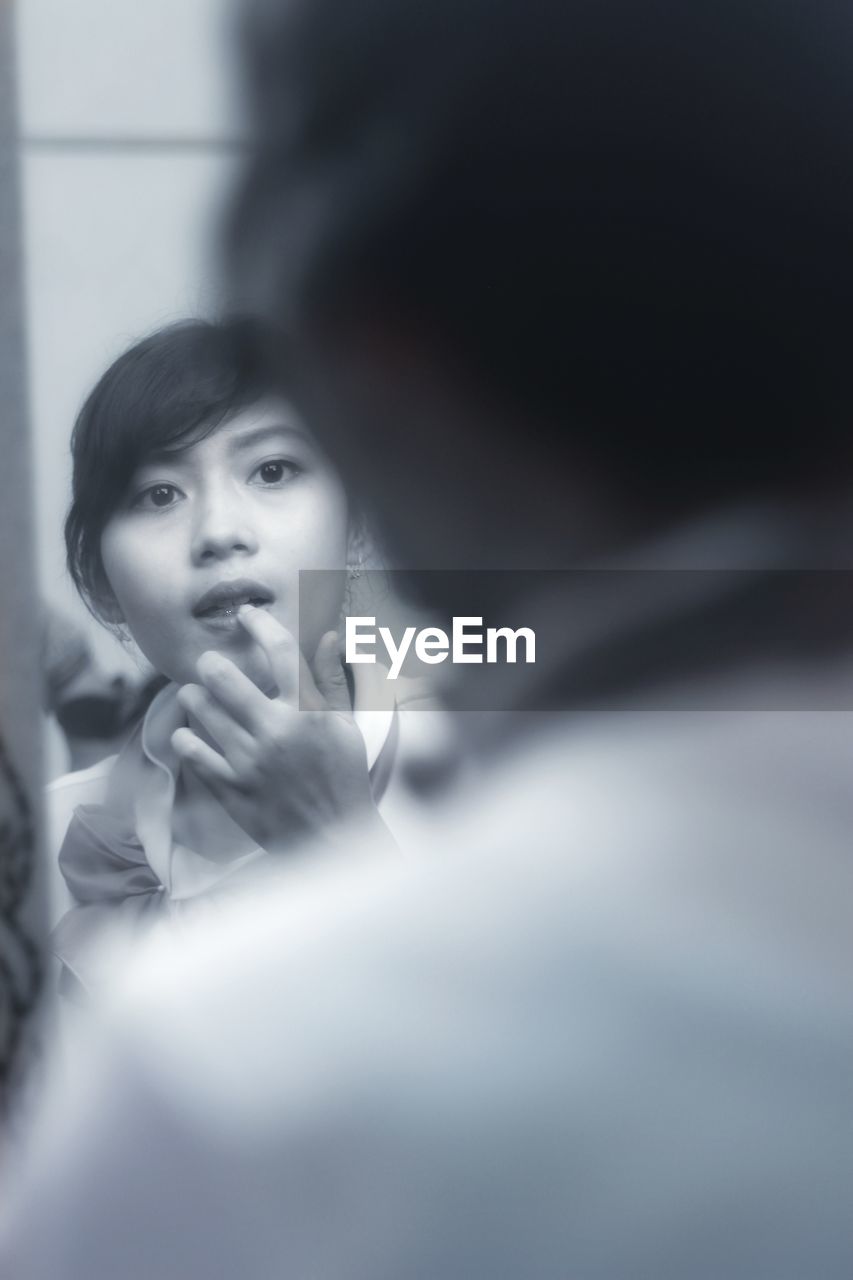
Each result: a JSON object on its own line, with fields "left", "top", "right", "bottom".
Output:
{"left": 40, "top": 601, "right": 163, "bottom": 935}
{"left": 40, "top": 602, "right": 152, "bottom": 774}
{"left": 4, "top": 1, "right": 853, "bottom": 1278}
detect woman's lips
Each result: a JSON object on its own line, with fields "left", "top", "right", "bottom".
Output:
{"left": 191, "top": 579, "right": 275, "bottom": 631}
{"left": 192, "top": 579, "right": 274, "bottom": 616}
{"left": 196, "top": 610, "right": 261, "bottom": 635}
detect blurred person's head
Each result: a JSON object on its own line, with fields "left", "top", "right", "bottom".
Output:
{"left": 229, "top": 0, "right": 853, "bottom": 595}
{"left": 66, "top": 318, "right": 352, "bottom": 690}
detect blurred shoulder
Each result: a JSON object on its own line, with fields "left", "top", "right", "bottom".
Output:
{"left": 47, "top": 755, "right": 116, "bottom": 803}
{"left": 47, "top": 756, "right": 116, "bottom": 849}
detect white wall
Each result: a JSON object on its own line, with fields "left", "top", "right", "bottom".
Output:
{"left": 16, "top": 0, "right": 245, "bottom": 774}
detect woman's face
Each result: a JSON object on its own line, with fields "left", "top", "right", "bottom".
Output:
{"left": 100, "top": 401, "right": 350, "bottom": 689}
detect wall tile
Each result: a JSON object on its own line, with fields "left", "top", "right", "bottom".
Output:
{"left": 17, "top": 0, "right": 241, "bottom": 140}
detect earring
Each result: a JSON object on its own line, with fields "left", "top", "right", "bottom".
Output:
{"left": 347, "top": 551, "right": 363, "bottom": 582}
{"left": 347, "top": 526, "right": 367, "bottom": 581}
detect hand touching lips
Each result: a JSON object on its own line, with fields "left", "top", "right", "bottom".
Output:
{"left": 171, "top": 605, "right": 391, "bottom": 854}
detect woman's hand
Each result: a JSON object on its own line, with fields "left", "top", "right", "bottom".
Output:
{"left": 171, "top": 605, "right": 386, "bottom": 854}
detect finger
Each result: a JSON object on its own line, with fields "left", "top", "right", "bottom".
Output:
{"left": 176, "top": 683, "right": 256, "bottom": 767}
{"left": 195, "top": 650, "right": 271, "bottom": 733}
{"left": 171, "top": 725, "right": 242, "bottom": 788}
{"left": 236, "top": 605, "right": 300, "bottom": 701}
{"left": 237, "top": 605, "right": 322, "bottom": 708}
{"left": 311, "top": 631, "right": 352, "bottom": 715}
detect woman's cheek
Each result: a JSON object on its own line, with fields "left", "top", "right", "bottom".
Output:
{"left": 290, "top": 477, "right": 349, "bottom": 562}
{"left": 101, "top": 525, "right": 179, "bottom": 639}
{"left": 99, "top": 525, "right": 137, "bottom": 620}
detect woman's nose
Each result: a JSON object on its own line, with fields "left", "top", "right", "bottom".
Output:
{"left": 190, "top": 490, "right": 259, "bottom": 564}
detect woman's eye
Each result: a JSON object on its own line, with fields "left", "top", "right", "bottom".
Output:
{"left": 133, "top": 483, "right": 182, "bottom": 510}
{"left": 253, "top": 459, "right": 299, "bottom": 486}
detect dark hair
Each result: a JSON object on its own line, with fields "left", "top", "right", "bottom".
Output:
{"left": 230, "top": 0, "right": 853, "bottom": 514}
{"left": 65, "top": 317, "right": 279, "bottom": 620}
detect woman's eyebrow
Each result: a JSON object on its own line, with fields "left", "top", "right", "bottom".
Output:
{"left": 134, "top": 423, "right": 311, "bottom": 473}
{"left": 132, "top": 448, "right": 193, "bottom": 472}
{"left": 229, "top": 423, "right": 309, "bottom": 453}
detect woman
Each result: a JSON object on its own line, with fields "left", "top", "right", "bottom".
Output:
{"left": 50, "top": 318, "right": 430, "bottom": 992}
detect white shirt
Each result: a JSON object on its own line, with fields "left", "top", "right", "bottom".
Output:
{"left": 7, "top": 696, "right": 853, "bottom": 1279}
